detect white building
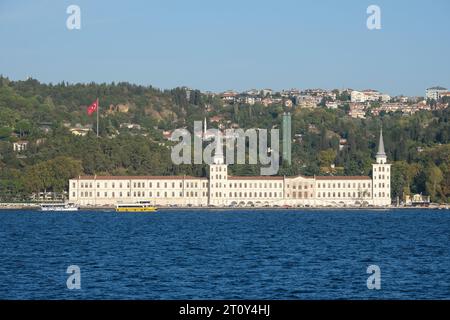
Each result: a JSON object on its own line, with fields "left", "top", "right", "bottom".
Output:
{"left": 13, "top": 140, "right": 29, "bottom": 152}
{"left": 426, "top": 86, "right": 447, "bottom": 100}
{"left": 351, "top": 90, "right": 390, "bottom": 103}
{"left": 69, "top": 131, "right": 391, "bottom": 208}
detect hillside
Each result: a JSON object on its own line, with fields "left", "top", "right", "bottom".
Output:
{"left": 0, "top": 77, "right": 448, "bottom": 203}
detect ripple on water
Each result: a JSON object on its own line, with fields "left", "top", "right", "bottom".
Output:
{"left": 0, "top": 209, "right": 449, "bottom": 299}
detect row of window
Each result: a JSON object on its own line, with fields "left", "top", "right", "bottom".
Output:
{"left": 76, "top": 191, "right": 283, "bottom": 199}
{"left": 76, "top": 191, "right": 207, "bottom": 198}
{"left": 227, "top": 182, "right": 283, "bottom": 189}
{"left": 374, "top": 183, "right": 389, "bottom": 188}
{"left": 315, "top": 191, "right": 387, "bottom": 198}
{"left": 287, "top": 184, "right": 312, "bottom": 190}
{"left": 76, "top": 181, "right": 285, "bottom": 190}
{"left": 76, "top": 181, "right": 207, "bottom": 189}
{"left": 290, "top": 192, "right": 311, "bottom": 199}
{"left": 224, "top": 192, "right": 283, "bottom": 198}
{"left": 76, "top": 190, "right": 388, "bottom": 199}
{"left": 317, "top": 182, "right": 371, "bottom": 189}
{"left": 374, "top": 175, "right": 389, "bottom": 180}
{"left": 373, "top": 167, "right": 389, "bottom": 172}
{"left": 317, "top": 191, "right": 370, "bottom": 198}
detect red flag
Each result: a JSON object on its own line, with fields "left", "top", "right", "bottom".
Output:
{"left": 87, "top": 99, "right": 98, "bottom": 116}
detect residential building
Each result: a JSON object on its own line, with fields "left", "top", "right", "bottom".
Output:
{"left": 426, "top": 86, "right": 447, "bottom": 100}
{"left": 13, "top": 140, "right": 29, "bottom": 152}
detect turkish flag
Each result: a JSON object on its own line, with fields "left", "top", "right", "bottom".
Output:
{"left": 87, "top": 99, "right": 98, "bottom": 116}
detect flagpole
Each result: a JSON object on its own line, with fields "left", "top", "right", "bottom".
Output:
{"left": 96, "top": 98, "right": 99, "bottom": 138}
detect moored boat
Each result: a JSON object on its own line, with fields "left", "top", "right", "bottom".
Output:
{"left": 40, "top": 202, "right": 79, "bottom": 211}
{"left": 115, "top": 201, "right": 157, "bottom": 212}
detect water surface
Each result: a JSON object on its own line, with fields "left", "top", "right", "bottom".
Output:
{"left": 0, "top": 209, "right": 449, "bottom": 299}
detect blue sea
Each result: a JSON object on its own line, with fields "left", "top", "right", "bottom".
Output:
{"left": 0, "top": 209, "right": 449, "bottom": 300}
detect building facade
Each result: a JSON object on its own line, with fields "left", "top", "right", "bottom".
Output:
{"left": 426, "top": 86, "right": 447, "bottom": 100}
{"left": 69, "top": 131, "right": 391, "bottom": 208}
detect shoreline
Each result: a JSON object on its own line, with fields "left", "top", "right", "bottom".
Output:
{"left": 0, "top": 203, "right": 448, "bottom": 211}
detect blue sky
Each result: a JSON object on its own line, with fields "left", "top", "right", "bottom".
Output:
{"left": 0, "top": 0, "right": 449, "bottom": 96}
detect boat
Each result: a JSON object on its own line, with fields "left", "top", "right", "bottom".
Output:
{"left": 40, "top": 202, "right": 79, "bottom": 211}
{"left": 115, "top": 201, "right": 157, "bottom": 212}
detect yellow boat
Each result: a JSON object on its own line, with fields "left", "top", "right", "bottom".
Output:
{"left": 115, "top": 201, "right": 157, "bottom": 212}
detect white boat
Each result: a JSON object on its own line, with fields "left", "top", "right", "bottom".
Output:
{"left": 40, "top": 203, "right": 79, "bottom": 212}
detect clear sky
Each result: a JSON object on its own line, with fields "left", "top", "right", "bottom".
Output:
{"left": 0, "top": 0, "right": 449, "bottom": 96}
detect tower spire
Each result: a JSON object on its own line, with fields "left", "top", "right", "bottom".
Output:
{"left": 213, "top": 131, "right": 224, "bottom": 164}
{"left": 377, "top": 127, "right": 386, "bottom": 157}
